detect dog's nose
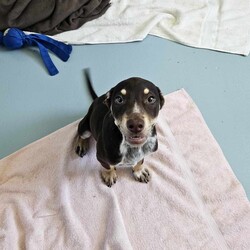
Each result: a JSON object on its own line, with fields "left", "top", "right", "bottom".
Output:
{"left": 127, "top": 118, "right": 144, "bottom": 133}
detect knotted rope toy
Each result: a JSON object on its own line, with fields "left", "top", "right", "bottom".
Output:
{"left": 0, "top": 28, "right": 72, "bottom": 76}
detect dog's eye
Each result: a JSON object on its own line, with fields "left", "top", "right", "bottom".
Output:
{"left": 147, "top": 96, "right": 156, "bottom": 104}
{"left": 115, "top": 95, "right": 124, "bottom": 104}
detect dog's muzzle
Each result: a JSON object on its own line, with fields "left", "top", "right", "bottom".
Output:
{"left": 125, "top": 114, "right": 147, "bottom": 145}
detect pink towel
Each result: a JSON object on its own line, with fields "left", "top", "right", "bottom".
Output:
{"left": 0, "top": 89, "right": 249, "bottom": 249}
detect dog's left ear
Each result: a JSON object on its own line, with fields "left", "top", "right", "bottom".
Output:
{"left": 157, "top": 87, "right": 165, "bottom": 109}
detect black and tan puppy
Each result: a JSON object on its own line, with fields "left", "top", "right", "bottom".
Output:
{"left": 76, "top": 70, "right": 164, "bottom": 187}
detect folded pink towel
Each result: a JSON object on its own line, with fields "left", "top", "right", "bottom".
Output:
{"left": 0, "top": 89, "right": 249, "bottom": 249}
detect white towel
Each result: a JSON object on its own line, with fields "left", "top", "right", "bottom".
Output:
{"left": 0, "top": 89, "right": 249, "bottom": 249}
{"left": 52, "top": 0, "right": 250, "bottom": 55}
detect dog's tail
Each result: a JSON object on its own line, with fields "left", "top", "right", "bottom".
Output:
{"left": 84, "top": 68, "right": 98, "bottom": 100}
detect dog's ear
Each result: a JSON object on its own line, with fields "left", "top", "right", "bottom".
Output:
{"left": 103, "top": 92, "right": 111, "bottom": 107}
{"left": 157, "top": 87, "right": 165, "bottom": 109}
{"left": 103, "top": 88, "right": 113, "bottom": 108}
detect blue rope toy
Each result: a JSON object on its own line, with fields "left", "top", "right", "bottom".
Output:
{"left": 0, "top": 28, "right": 72, "bottom": 76}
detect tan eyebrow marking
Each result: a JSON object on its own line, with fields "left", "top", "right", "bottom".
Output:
{"left": 121, "top": 89, "right": 127, "bottom": 95}
{"left": 144, "top": 88, "right": 149, "bottom": 94}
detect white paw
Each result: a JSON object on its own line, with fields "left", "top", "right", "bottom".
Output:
{"left": 133, "top": 167, "right": 150, "bottom": 183}
{"left": 101, "top": 168, "right": 117, "bottom": 187}
{"left": 75, "top": 137, "right": 89, "bottom": 157}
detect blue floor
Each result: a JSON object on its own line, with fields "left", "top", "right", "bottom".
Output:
{"left": 0, "top": 35, "right": 249, "bottom": 198}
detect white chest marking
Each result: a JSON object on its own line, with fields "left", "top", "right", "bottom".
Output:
{"left": 117, "top": 136, "right": 157, "bottom": 167}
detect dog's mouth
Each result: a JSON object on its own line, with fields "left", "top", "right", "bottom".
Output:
{"left": 126, "top": 134, "right": 147, "bottom": 145}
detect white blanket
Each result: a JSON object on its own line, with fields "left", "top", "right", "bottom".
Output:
{"left": 53, "top": 0, "right": 250, "bottom": 55}
{"left": 0, "top": 89, "right": 249, "bottom": 249}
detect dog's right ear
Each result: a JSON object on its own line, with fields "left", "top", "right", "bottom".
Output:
{"left": 103, "top": 88, "right": 113, "bottom": 108}
{"left": 103, "top": 92, "right": 111, "bottom": 107}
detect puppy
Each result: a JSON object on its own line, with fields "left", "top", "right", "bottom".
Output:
{"left": 76, "top": 70, "right": 164, "bottom": 187}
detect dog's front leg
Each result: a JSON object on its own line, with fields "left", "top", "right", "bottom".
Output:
{"left": 132, "top": 159, "right": 150, "bottom": 183}
{"left": 75, "top": 132, "right": 91, "bottom": 157}
{"left": 76, "top": 113, "right": 92, "bottom": 157}
{"left": 101, "top": 165, "right": 117, "bottom": 187}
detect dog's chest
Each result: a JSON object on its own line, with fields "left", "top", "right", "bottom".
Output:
{"left": 117, "top": 136, "right": 157, "bottom": 167}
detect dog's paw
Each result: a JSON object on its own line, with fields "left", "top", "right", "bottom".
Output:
{"left": 133, "top": 167, "right": 150, "bottom": 183}
{"left": 101, "top": 168, "right": 117, "bottom": 187}
{"left": 75, "top": 137, "right": 89, "bottom": 157}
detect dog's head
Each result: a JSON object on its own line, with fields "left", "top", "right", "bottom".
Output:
{"left": 104, "top": 77, "right": 164, "bottom": 146}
